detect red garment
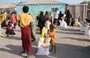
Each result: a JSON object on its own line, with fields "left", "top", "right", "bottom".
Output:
{"left": 10, "top": 14, "right": 17, "bottom": 24}
{"left": 21, "top": 26, "right": 32, "bottom": 54}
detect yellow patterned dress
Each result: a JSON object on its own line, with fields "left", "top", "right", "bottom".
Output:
{"left": 37, "top": 27, "right": 51, "bottom": 55}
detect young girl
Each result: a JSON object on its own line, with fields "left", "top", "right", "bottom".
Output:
{"left": 5, "top": 21, "right": 15, "bottom": 38}
{"left": 36, "top": 22, "right": 51, "bottom": 55}
{"left": 49, "top": 24, "right": 56, "bottom": 53}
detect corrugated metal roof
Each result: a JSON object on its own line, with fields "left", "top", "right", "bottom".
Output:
{"left": 21, "top": 0, "right": 66, "bottom": 5}
{"left": 0, "top": 4, "right": 16, "bottom": 9}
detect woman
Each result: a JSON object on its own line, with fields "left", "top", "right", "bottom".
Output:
{"left": 0, "top": 11, "right": 6, "bottom": 37}
{"left": 36, "top": 21, "right": 51, "bottom": 55}
{"left": 1, "top": 10, "right": 10, "bottom": 28}
{"left": 18, "top": 6, "right": 33, "bottom": 58}
{"left": 58, "top": 11, "right": 63, "bottom": 25}
{"left": 9, "top": 11, "right": 17, "bottom": 29}
{"left": 58, "top": 11, "right": 63, "bottom": 21}
{"left": 37, "top": 11, "right": 45, "bottom": 34}
{"left": 60, "top": 15, "right": 67, "bottom": 28}
{"left": 5, "top": 21, "right": 15, "bottom": 38}
{"left": 44, "top": 11, "right": 49, "bottom": 21}
{"left": 74, "top": 19, "right": 81, "bottom": 27}
{"left": 65, "top": 10, "right": 71, "bottom": 25}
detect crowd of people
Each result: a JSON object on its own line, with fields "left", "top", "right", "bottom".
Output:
{"left": 0, "top": 6, "right": 56, "bottom": 58}
{"left": 0, "top": 5, "right": 90, "bottom": 58}
{"left": 18, "top": 6, "right": 57, "bottom": 58}
{"left": 0, "top": 10, "right": 17, "bottom": 37}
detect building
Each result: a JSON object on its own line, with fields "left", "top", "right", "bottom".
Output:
{"left": 67, "top": 4, "right": 88, "bottom": 21}
{"left": 0, "top": 4, "right": 16, "bottom": 12}
{"left": 87, "top": 5, "right": 90, "bottom": 21}
{"left": 17, "top": 0, "right": 88, "bottom": 21}
{"left": 17, "top": 0, "right": 67, "bottom": 19}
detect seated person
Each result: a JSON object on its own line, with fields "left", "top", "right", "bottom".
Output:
{"left": 60, "top": 16, "right": 67, "bottom": 28}
{"left": 74, "top": 19, "right": 81, "bottom": 27}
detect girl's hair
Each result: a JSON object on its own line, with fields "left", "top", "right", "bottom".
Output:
{"left": 50, "top": 24, "right": 55, "bottom": 32}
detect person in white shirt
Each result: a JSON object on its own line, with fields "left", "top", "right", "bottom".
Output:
{"left": 60, "top": 14, "right": 67, "bottom": 28}
{"left": 53, "top": 8, "right": 59, "bottom": 26}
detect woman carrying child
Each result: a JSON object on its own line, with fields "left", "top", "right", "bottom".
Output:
{"left": 36, "top": 21, "right": 51, "bottom": 55}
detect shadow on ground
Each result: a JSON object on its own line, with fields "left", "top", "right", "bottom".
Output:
{"left": 61, "top": 37, "right": 90, "bottom": 42}
{"left": 0, "top": 43, "right": 90, "bottom": 58}
{"left": 0, "top": 45, "right": 23, "bottom": 57}
{"left": 14, "top": 29, "right": 21, "bottom": 32}
{"left": 35, "top": 43, "right": 90, "bottom": 58}
{"left": 56, "top": 30, "right": 84, "bottom": 35}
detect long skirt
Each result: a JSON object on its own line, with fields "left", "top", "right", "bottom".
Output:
{"left": 37, "top": 47, "right": 50, "bottom": 55}
{"left": 36, "top": 37, "right": 50, "bottom": 55}
{"left": 21, "top": 26, "right": 32, "bottom": 54}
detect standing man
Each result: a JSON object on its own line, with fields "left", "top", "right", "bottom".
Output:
{"left": 18, "top": 6, "right": 33, "bottom": 58}
{"left": 54, "top": 8, "right": 59, "bottom": 27}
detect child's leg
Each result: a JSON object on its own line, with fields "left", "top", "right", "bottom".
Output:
{"left": 50, "top": 39, "right": 54, "bottom": 51}
{"left": 53, "top": 45, "right": 56, "bottom": 53}
{"left": 50, "top": 39, "right": 56, "bottom": 53}
{"left": 7, "top": 34, "right": 9, "bottom": 37}
{"left": 7, "top": 34, "right": 10, "bottom": 39}
{"left": 49, "top": 44, "right": 53, "bottom": 51}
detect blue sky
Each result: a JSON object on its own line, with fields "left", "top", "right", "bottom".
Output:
{"left": 0, "top": 0, "right": 89, "bottom": 4}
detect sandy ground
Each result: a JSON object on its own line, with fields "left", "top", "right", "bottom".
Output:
{"left": 0, "top": 26, "right": 90, "bottom": 58}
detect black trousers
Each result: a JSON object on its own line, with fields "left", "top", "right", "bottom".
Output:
{"left": 53, "top": 18, "right": 60, "bottom": 26}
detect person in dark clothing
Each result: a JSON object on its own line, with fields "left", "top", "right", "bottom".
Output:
{"left": 71, "top": 18, "right": 75, "bottom": 26}
{"left": 44, "top": 11, "right": 49, "bottom": 21}
{"left": 58, "top": 11, "right": 64, "bottom": 25}
{"left": 85, "top": 18, "right": 90, "bottom": 23}
{"left": 37, "top": 11, "right": 45, "bottom": 34}
{"left": 65, "top": 10, "right": 71, "bottom": 25}
{"left": 5, "top": 21, "right": 15, "bottom": 38}
{"left": 58, "top": 11, "right": 64, "bottom": 20}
